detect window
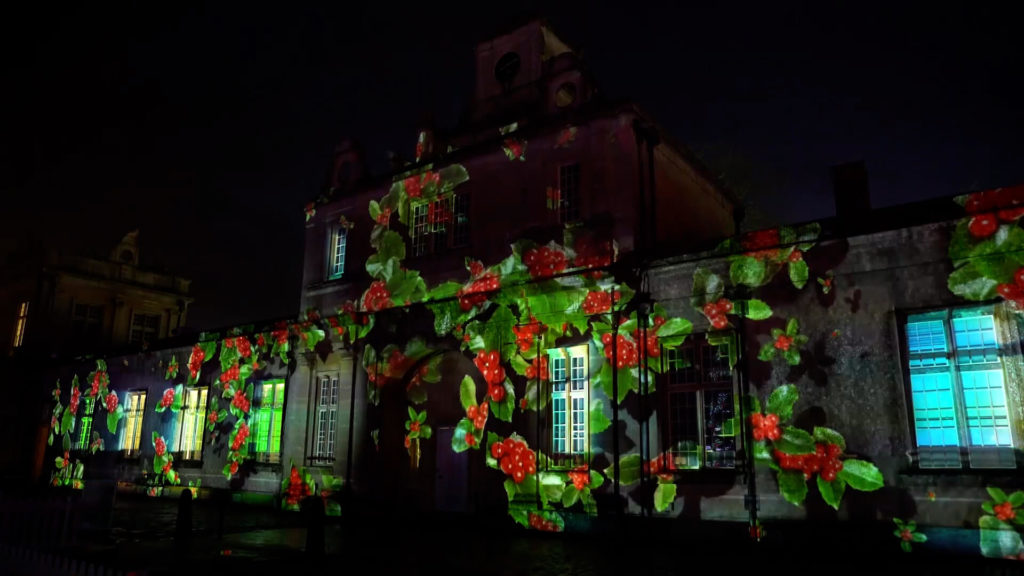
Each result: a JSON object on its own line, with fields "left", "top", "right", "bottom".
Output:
{"left": 548, "top": 344, "right": 589, "bottom": 465}
{"left": 312, "top": 374, "right": 339, "bottom": 462}
{"left": 661, "top": 337, "right": 737, "bottom": 470}
{"left": 11, "top": 300, "right": 28, "bottom": 349}
{"left": 557, "top": 163, "right": 580, "bottom": 223}
{"left": 72, "top": 304, "right": 104, "bottom": 342}
{"left": 75, "top": 396, "right": 96, "bottom": 451}
{"left": 129, "top": 313, "right": 161, "bottom": 345}
{"left": 251, "top": 379, "right": 286, "bottom": 464}
{"left": 120, "top": 390, "right": 147, "bottom": 456}
{"left": 902, "top": 305, "right": 1016, "bottom": 469}
{"left": 411, "top": 194, "right": 470, "bottom": 257}
{"left": 327, "top": 226, "right": 348, "bottom": 279}
{"left": 177, "top": 387, "right": 208, "bottom": 461}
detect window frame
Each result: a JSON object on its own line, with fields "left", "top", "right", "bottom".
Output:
{"left": 546, "top": 344, "right": 590, "bottom": 468}
{"left": 120, "top": 389, "right": 148, "bottom": 458}
{"left": 11, "top": 300, "right": 29, "bottom": 349}
{"left": 659, "top": 334, "right": 738, "bottom": 471}
{"left": 410, "top": 193, "right": 470, "bottom": 257}
{"left": 251, "top": 378, "right": 286, "bottom": 464}
{"left": 557, "top": 162, "right": 581, "bottom": 224}
{"left": 897, "top": 303, "right": 1020, "bottom": 470}
{"left": 326, "top": 224, "right": 348, "bottom": 280}
{"left": 310, "top": 373, "right": 340, "bottom": 464}
{"left": 71, "top": 303, "right": 104, "bottom": 344}
{"left": 74, "top": 396, "right": 97, "bottom": 452}
{"left": 177, "top": 386, "right": 209, "bottom": 462}
{"left": 129, "top": 312, "right": 161, "bottom": 346}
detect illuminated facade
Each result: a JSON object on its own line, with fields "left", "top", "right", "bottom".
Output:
{"left": 27, "top": 18, "right": 1024, "bottom": 561}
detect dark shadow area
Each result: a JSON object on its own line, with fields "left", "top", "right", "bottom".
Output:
{"left": 785, "top": 337, "right": 837, "bottom": 387}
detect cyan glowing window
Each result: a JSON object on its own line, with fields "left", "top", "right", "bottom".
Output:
{"left": 662, "top": 339, "right": 736, "bottom": 470}
{"left": 251, "top": 379, "right": 285, "bottom": 463}
{"left": 75, "top": 396, "right": 96, "bottom": 451}
{"left": 178, "top": 387, "right": 207, "bottom": 460}
{"left": 11, "top": 300, "right": 28, "bottom": 348}
{"left": 328, "top": 227, "right": 347, "bottom": 279}
{"left": 549, "top": 345, "right": 588, "bottom": 458}
{"left": 120, "top": 391, "right": 147, "bottom": 455}
{"left": 905, "top": 306, "right": 1014, "bottom": 469}
{"left": 313, "top": 374, "right": 339, "bottom": 460}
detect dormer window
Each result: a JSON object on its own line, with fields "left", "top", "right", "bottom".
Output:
{"left": 494, "top": 52, "right": 521, "bottom": 92}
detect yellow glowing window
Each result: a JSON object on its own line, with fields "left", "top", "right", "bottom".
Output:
{"left": 178, "top": 387, "right": 208, "bottom": 460}
{"left": 11, "top": 301, "right": 28, "bottom": 348}
{"left": 121, "top": 391, "right": 147, "bottom": 455}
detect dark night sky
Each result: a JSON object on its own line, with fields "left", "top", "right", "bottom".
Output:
{"left": 1, "top": 3, "right": 1021, "bottom": 330}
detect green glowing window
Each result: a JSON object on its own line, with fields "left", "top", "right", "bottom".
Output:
{"left": 120, "top": 390, "right": 147, "bottom": 456}
{"left": 312, "top": 374, "right": 339, "bottom": 462}
{"left": 327, "top": 226, "right": 347, "bottom": 279}
{"left": 251, "top": 379, "right": 286, "bottom": 464}
{"left": 548, "top": 344, "right": 589, "bottom": 463}
{"left": 75, "top": 396, "right": 96, "bottom": 451}
{"left": 129, "top": 312, "right": 161, "bottom": 345}
{"left": 177, "top": 387, "right": 208, "bottom": 461}
{"left": 11, "top": 300, "right": 28, "bottom": 349}
{"left": 411, "top": 194, "right": 470, "bottom": 257}
{"left": 903, "top": 306, "right": 1016, "bottom": 469}
{"left": 662, "top": 337, "right": 736, "bottom": 470}
{"left": 557, "top": 163, "right": 580, "bottom": 223}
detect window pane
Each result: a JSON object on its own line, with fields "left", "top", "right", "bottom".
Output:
{"left": 668, "top": 391, "right": 699, "bottom": 469}
{"left": 329, "top": 228, "right": 347, "bottom": 278}
{"left": 703, "top": 389, "right": 736, "bottom": 468}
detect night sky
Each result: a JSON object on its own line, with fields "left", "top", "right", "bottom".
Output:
{"left": 1, "top": 4, "right": 1020, "bottom": 330}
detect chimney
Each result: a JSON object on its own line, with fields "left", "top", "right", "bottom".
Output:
{"left": 831, "top": 161, "right": 871, "bottom": 234}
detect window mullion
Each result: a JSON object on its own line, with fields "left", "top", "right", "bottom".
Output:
{"left": 943, "top": 310, "right": 972, "bottom": 462}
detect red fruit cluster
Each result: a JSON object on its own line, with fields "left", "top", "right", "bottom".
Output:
{"left": 525, "top": 355, "right": 549, "bottom": 381}
{"left": 256, "top": 333, "right": 267, "bottom": 348}
{"left": 208, "top": 411, "right": 218, "bottom": 424}
{"left": 284, "top": 466, "right": 311, "bottom": 506}
{"left": 788, "top": 249, "right": 803, "bottom": 262}
{"left": 465, "top": 434, "right": 477, "bottom": 447}
{"left": 155, "top": 436, "right": 167, "bottom": 456}
{"left": 466, "top": 401, "right": 489, "bottom": 430}
{"left": 105, "top": 392, "right": 118, "bottom": 413}
{"left": 523, "top": 246, "right": 567, "bottom": 278}
{"left": 491, "top": 437, "right": 536, "bottom": 484}
{"left": 188, "top": 345, "right": 205, "bottom": 378}
{"left": 573, "top": 236, "right": 613, "bottom": 278}
{"left": 567, "top": 465, "right": 590, "bottom": 491}
{"left": 375, "top": 207, "right": 392, "bottom": 226}
{"left": 474, "top": 350, "right": 506, "bottom": 401}
{"left": 90, "top": 371, "right": 104, "bottom": 396}
{"left": 774, "top": 443, "right": 843, "bottom": 481}
{"left": 601, "top": 333, "right": 639, "bottom": 368}
{"left": 741, "top": 229, "right": 781, "bottom": 260}
{"left": 366, "top": 365, "right": 385, "bottom": 388}
{"left": 236, "top": 336, "right": 252, "bottom": 358}
{"left": 409, "top": 421, "right": 421, "bottom": 434}
{"left": 630, "top": 316, "right": 664, "bottom": 359}
{"left": 582, "top": 291, "right": 613, "bottom": 314}
{"left": 642, "top": 454, "right": 676, "bottom": 475}
{"left": 774, "top": 334, "right": 794, "bottom": 351}
{"left": 387, "top": 349, "right": 412, "bottom": 378}
{"left": 229, "top": 461, "right": 239, "bottom": 475}
{"left": 362, "top": 280, "right": 392, "bottom": 312}
{"left": 231, "top": 422, "right": 250, "bottom": 451}
{"left": 220, "top": 363, "right": 241, "bottom": 384}
{"left": 457, "top": 272, "right": 499, "bottom": 311}
{"left": 159, "top": 388, "right": 175, "bottom": 408}
{"left": 528, "top": 513, "right": 559, "bottom": 532}
{"left": 996, "top": 268, "right": 1024, "bottom": 307}
{"left": 162, "top": 462, "right": 172, "bottom": 474}
{"left": 69, "top": 386, "right": 80, "bottom": 415}
{"left": 703, "top": 298, "right": 733, "bottom": 330}
{"left": 512, "top": 319, "right": 542, "bottom": 352}
{"left": 900, "top": 529, "right": 914, "bottom": 542}
{"left": 504, "top": 139, "right": 524, "bottom": 159}
{"left": 963, "top": 186, "right": 1024, "bottom": 238}
{"left": 750, "top": 412, "right": 781, "bottom": 441}
{"left": 231, "top": 389, "right": 251, "bottom": 414}
{"left": 995, "top": 501, "right": 1017, "bottom": 522}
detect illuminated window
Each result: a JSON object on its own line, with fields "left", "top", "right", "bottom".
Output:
{"left": 312, "top": 374, "right": 339, "bottom": 462}
{"left": 178, "top": 387, "right": 208, "bottom": 461}
{"left": 902, "top": 305, "right": 1016, "bottom": 469}
{"left": 411, "top": 194, "right": 470, "bottom": 257}
{"left": 11, "top": 300, "right": 28, "bottom": 349}
{"left": 251, "top": 379, "right": 286, "bottom": 464}
{"left": 662, "top": 337, "right": 736, "bottom": 470}
{"left": 120, "top": 390, "right": 147, "bottom": 456}
{"left": 557, "top": 163, "right": 580, "bottom": 223}
{"left": 75, "top": 396, "right": 96, "bottom": 451}
{"left": 72, "top": 304, "right": 104, "bottom": 343}
{"left": 327, "top": 226, "right": 348, "bottom": 279}
{"left": 129, "top": 313, "right": 161, "bottom": 345}
{"left": 548, "top": 344, "right": 589, "bottom": 465}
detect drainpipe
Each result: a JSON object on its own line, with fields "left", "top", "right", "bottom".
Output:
{"left": 344, "top": 335, "right": 359, "bottom": 502}
{"left": 611, "top": 299, "right": 621, "bottom": 522}
{"left": 737, "top": 289, "right": 760, "bottom": 539}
